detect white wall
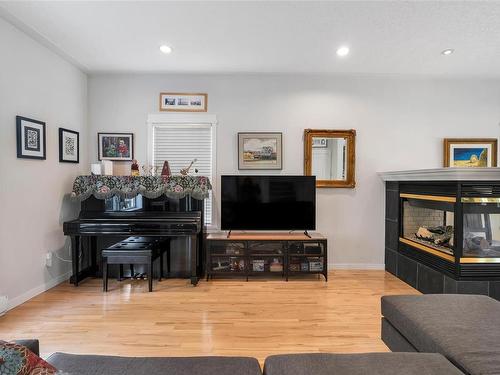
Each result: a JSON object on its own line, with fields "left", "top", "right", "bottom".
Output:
{"left": 0, "top": 17, "right": 88, "bottom": 309}
{"left": 88, "top": 73, "right": 500, "bottom": 268}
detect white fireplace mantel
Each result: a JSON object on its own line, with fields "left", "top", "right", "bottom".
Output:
{"left": 378, "top": 168, "right": 500, "bottom": 181}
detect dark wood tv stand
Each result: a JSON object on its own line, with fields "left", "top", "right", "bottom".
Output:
{"left": 206, "top": 232, "right": 327, "bottom": 281}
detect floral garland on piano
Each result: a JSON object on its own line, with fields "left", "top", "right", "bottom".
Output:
{"left": 70, "top": 175, "right": 212, "bottom": 201}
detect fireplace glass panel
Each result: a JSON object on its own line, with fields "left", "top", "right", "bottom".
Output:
{"left": 402, "top": 198, "right": 454, "bottom": 256}
{"left": 463, "top": 203, "right": 500, "bottom": 258}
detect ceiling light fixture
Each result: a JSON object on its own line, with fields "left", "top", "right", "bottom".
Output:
{"left": 336, "top": 46, "right": 350, "bottom": 57}
{"left": 441, "top": 48, "right": 454, "bottom": 56}
{"left": 160, "top": 45, "right": 173, "bottom": 54}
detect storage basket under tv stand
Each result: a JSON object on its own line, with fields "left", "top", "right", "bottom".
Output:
{"left": 206, "top": 232, "right": 327, "bottom": 281}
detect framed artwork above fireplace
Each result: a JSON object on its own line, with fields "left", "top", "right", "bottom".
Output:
{"left": 443, "top": 138, "right": 498, "bottom": 168}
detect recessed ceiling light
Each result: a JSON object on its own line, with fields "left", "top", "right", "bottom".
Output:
{"left": 441, "top": 48, "right": 454, "bottom": 56}
{"left": 336, "top": 46, "right": 350, "bottom": 57}
{"left": 160, "top": 45, "right": 173, "bottom": 54}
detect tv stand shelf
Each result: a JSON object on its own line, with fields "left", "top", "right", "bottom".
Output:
{"left": 225, "top": 232, "right": 312, "bottom": 241}
{"left": 206, "top": 232, "right": 327, "bottom": 281}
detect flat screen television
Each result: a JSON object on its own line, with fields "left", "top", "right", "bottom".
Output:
{"left": 221, "top": 175, "right": 316, "bottom": 231}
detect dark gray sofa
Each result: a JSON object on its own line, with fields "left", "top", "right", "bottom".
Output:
{"left": 12, "top": 341, "right": 261, "bottom": 375}
{"left": 263, "top": 352, "right": 463, "bottom": 375}
{"left": 12, "top": 340, "right": 463, "bottom": 375}
{"left": 47, "top": 353, "right": 262, "bottom": 375}
{"left": 14, "top": 339, "right": 464, "bottom": 375}
{"left": 381, "top": 294, "right": 500, "bottom": 375}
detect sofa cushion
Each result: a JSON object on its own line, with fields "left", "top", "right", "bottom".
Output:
{"left": 381, "top": 317, "right": 418, "bottom": 352}
{"left": 381, "top": 294, "right": 500, "bottom": 375}
{"left": 47, "top": 353, "right": 262, "bottom": 375}
{"left": 263, "top": 353, "right": 463, "bottom": 375}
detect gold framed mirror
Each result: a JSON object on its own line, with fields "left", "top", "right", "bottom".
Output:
{"left": 304, "top": 129, "right": 356, "bottom": 188}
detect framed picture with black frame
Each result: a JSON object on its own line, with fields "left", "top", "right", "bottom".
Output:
{"left": 98, "top": 132, "right": 134, "bottom": 161}
{"left": 59, "top": 128, "right": 80, "bottom": 163}
{"left": 16, "top": 115, "right": 46, "bottom": 160}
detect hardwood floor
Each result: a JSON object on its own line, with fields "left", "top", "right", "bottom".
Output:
{"left": 0, "top": 270, "right": 418, "bottom": 364}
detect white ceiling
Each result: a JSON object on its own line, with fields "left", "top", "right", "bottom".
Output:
{"left": 2, "top": 1, "right": 500, "bottom": 76}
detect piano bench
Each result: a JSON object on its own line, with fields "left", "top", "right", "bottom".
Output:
{"left": 121, "top": 236, "right": 171, "bottom": 279}
{"left": 102, "top": 242, "right": 163, "bottom": 292}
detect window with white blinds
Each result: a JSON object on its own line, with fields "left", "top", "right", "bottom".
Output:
{"left": 152, "top": 124, "right": 214, "bottom": 225}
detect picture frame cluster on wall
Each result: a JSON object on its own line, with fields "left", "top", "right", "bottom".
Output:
{"left": 159, "top": 92, "right": 208, "bottom": 112}
{"left": 16, "top": 115, "right": 80, "bottom": 163}
{"left": 443, "top": 138, "right": 498, "bottom": 168}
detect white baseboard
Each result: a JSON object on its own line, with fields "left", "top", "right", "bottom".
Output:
{"left": 0, "top": 296, "right": 7, "bottom": 316}
{"left": 6, "top": 271, "right": 71, "bottom": 312}
{"left": 329, "top": 263, "right": 385, "bottom": 270}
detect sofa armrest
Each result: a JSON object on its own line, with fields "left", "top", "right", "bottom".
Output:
{"left": 13, "top": 339, "right": 40, "bottom": 356}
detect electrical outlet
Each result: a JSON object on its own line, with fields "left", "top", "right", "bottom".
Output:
{"left": 46, "top": 252, "right": 53, "bottom": 267}
{"left": 0, "top": 295, "right": 8, "bottom": 316}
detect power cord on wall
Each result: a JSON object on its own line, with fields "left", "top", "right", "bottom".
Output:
{"left": 53, "top": 252, "right": 73, "bottom": 263}
{"left": 52, "top": 245, "right": 83, "bottom": 264}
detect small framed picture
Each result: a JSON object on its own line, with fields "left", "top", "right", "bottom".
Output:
{"left": 16, "top": 116, "right": 46, "bottom": 160}
{"left": 444, "top": 138, "right": 498, "bottom": 168}
{"left": 59, "top": 128, "right": 79, "bottom": 163}
{"left": 312, "top": 138, "right": 328, "bottom": 148}
{"left": 238, "top": 132, "right": 283, "bottom": 170}
{"left": 159, "top": 93, "right": 207, "bottom": 112}
{"left": 98, "top": 133, "right": 134, "bottom": 161}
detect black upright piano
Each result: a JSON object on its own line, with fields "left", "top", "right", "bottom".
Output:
{"left": 63, "top": 195, "right": 204, "bottom": 286}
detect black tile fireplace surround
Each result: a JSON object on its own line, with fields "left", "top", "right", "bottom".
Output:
{"left": 384, "top": 176, "right": 500, "bottom": 301}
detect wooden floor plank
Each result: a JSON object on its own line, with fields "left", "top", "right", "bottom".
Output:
{"left": 0, "top": 270, "right": 419, "bottom": 364}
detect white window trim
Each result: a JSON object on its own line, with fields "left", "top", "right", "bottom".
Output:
{"left": 147, "top": 113, "right": 218, "bottom": 229}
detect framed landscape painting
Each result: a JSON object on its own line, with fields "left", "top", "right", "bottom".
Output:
{"left": 16, "top": 115, "right": 46, "bottom": 160}
{"left": 59, "top": 128, "right": 79, "bottom": 163}
{"left": 159, "top": 92, "right": 207, "bottom": 112}
{"left": 444, "top": 138, "right": 498, "bottom": 168}
{"left": 238, "top": 132, "right": 282, "bottom": 170}
{"left": 98, "top": 133, "right": 134, "bottom": 161}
